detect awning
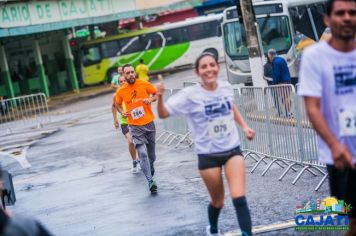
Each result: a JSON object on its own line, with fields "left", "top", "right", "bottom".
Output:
{"left": 0, "top": 0, "right": 202, "bottom": 38}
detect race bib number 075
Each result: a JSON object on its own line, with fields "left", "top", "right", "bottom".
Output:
{"left": 131, "top": 106, "right": 145, "bottom": 120}
{"left": 339, "top": 107, "right": 356, "bottom": 137}
{"left": 208, "top": 116, "right": 232, "bottom": 139}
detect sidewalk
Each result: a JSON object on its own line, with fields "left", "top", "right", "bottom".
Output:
{"left": 46, "top": 77, "right": 165, "bottom": 110}
{"left": 46, "top": 66, "right": 191, "bottom": 110}
{"left": 47, "top": 84, "right": 114, "bottom": 110}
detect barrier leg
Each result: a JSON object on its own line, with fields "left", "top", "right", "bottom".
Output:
{"left": 174, "top": 131, "right": 191, "bottom": 149}
{"left": 243, "top": 152, "right": 258, "bottom": 162}
{"left": 168, "top": 135, "right": 180, "bottom": 146}
{"left": 306, "top": 168, "right": 318, "bottom": 177}
{"left": 245, "top": 152, "right": 268, "bottom": 165}
{"left": 162, "top": 133, "right": 175, "bottom": 144}
{"left": 251, "top": 156, "right": 270, "bottom": 173}
{"left": 261, "top": 159, "right": 289, "bottom": 176}
{"left": 279, "top": 162, "right": 300, "bottom": 181}
{"left": 315, "top": 173, "right": 328, "bottom": 191}
{"left": 292, "top": 166, "right": 309, "bottom": 185}
{"left": 156, "top": 131, "right": 168, "bottom": 142}
{"left": 274, "top": 160, "right": 287, "bottom": 169}
{"left": 244, "top": 153, "right": 258, "bottom": 162}
{"left": 261, "top": 159, "right": 279, "bottom": 176}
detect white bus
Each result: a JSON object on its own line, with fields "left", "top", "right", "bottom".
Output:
{"left": 80, "top": 14, "right": 224, "bottom": 85}
{"left": 221, "top": 0, "right": 328, "bottom": 85}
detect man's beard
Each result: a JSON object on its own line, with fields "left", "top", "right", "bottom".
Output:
{"left": 334, "top": 26, "right": 355, "bottom": 41}
{"left": 127, "top": 77, "right": 135, "bottom": 84}
{"left": 339, "top": 34, "right": 355, "bottom": 41}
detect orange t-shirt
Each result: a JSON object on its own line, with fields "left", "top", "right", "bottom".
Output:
{"left": 115, "top": 79, "right": 157, "bottom": 126}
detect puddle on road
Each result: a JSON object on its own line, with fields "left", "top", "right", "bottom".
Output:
{"left": 22, "top": 182, "right": 52, "bottom": 191}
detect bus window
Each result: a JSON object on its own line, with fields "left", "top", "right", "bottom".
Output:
{"left": 187, "top": 21, "right": 218, "bottom": 41}
{"left": 163, "top": 28, "right": 188, "bottom": 46}
{"left": 101, "top": 41, "right": 120, "bottom": 58}
{"left": 223, "top": 21, "right": 248, "bottom": 59}
{"left": 289, "top": 3, "right": 326, "bottom": 42}
{"left": 118, "top": 36, "right": 146, "bottom": 55}
{"left": 258, "top": 16, "right": 291, "bottom": 54}
{"left": 142, "top": 33, "right": 163, "bottom": 50}
{"left": 82, "top": 46, "right": 101, "bottom": 66}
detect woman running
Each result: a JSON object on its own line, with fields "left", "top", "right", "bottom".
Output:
{"left": 156, "top": 52, "right": 255, "bottom": 236}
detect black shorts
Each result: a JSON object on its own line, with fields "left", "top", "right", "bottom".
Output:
{"left": 327, "top": 165, "right": 356, "bottom": 217}
{"left": 120, "top": 124, "right": 129, "bottom": 136}
{"left": 198, "top": 146, "right": 243, "bottom": 170}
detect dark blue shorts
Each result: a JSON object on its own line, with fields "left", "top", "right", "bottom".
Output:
{"left": 198, "top": 146, "right": 243, "bottom": 170}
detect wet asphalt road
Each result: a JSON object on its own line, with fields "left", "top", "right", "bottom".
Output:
{"left": 1, "top": 67, "right": 336, "bottom": 235}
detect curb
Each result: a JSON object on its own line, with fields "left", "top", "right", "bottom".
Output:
{"left": 48, "top": 89, "right": 114, "bottom": 110}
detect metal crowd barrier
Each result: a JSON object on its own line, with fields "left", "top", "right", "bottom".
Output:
{"left": 156, "top": 84, "right": 327, "bottom": 191}
{"left": 156, "top": 88, "right": 193, "bottom": 148}
{"left": 0, "top": 93, "right": 51, "bottom": 134}
{"left": 236, "top": 85, "right": 327, "bottom": 191}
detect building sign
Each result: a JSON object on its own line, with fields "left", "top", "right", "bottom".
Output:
{"left": 0, "top": 0, "right": 135, "bottom": 28}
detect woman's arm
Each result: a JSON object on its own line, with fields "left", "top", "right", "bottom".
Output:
{"left": 232, "top": 104, "right": 255, "bottom": 140}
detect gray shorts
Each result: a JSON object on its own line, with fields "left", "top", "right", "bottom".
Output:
{"left": 129, "top": 121, "right": 156, "bottom": 146}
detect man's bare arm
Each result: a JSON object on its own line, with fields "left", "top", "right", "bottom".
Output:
{"left": 304, "top": 96, "right": 353, "bottom": 169}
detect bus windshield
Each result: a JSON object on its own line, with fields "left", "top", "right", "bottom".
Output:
{"left": 223, "top": 15, "right": 291, "bottom": 59}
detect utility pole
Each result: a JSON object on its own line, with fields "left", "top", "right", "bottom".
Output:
{"left": 238, "top": 0, "right": 267, "bottom": 87}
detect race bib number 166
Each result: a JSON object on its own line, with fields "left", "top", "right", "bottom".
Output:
{"left": 339, "top": 107, "right": 356, "bottom": 137}
{"left": 131, "top": 106, "right": 145, "bottom": 120}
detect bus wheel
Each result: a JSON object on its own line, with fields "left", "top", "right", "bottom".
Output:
{"left": 107, "top": 68, "right": 118, "bottom": 83}
{"left": 203, "top": 48, "right": 218, "bottom": 59}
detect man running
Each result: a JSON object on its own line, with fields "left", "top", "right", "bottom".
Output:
{"left": 112, "top": 75, "right": 139, "bottom": 173}
{"left": 299, "top": 0, "right": 356, "bottom": 235}
{"left": 115, "top": 64, "right": 158, "bottom": 193}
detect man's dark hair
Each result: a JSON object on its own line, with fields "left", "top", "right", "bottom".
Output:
{"left": 326, "top": 0, "right": 356, "bottom": 16}
{"left": 139, "top": 59, "right": 144, "bottom": 64}
{"left": 122, "top": 64, "right": 133, "bottom": 71}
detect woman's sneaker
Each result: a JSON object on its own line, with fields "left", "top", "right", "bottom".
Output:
{"left": 131, "top": 161, "right": 139, "bottom": 173}
{"left": 131, "top": 166, "right": 139, "bottom": 173}
{"left": 206, "top": 226, "right": 221, "bottom": 236}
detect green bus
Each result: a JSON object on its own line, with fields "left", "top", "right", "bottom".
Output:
{"left": 80, "top": 14, "right": 224, "bottom": 85}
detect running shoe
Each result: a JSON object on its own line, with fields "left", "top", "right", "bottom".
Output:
{"left": 131, "top": 161, "right": 139, "bottom": 173}
{"left": 205, "top": 226, "right": 221, "bottom": 236}
{"left": 131, "top": 166, "right": 139, "bottom": 174}
{"left": 148, "top": 180, "right": 157, "bottom": 193}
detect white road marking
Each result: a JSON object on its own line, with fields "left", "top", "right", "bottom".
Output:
{"left": 224, "top": 219, "right": 295, "bottom": 236}
{"left": 0, "top": 147, "right": 32, "bottom": 169}
{"left": 224, "top": 216, "right": 325, "bottom": 235}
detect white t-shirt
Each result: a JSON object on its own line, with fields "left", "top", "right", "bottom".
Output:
{"left": 165, "top": 80, "right": 241, "bottom": 154}
{"left": 298, "top": 41, "right": 356, "bottom": 164}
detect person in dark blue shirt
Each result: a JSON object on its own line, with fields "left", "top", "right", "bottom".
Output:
{"left": 267, "top": 48, "right": 291, "bottom": 85}
{"left": 267, "top": 49, "right": 293, "bottom": 117}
